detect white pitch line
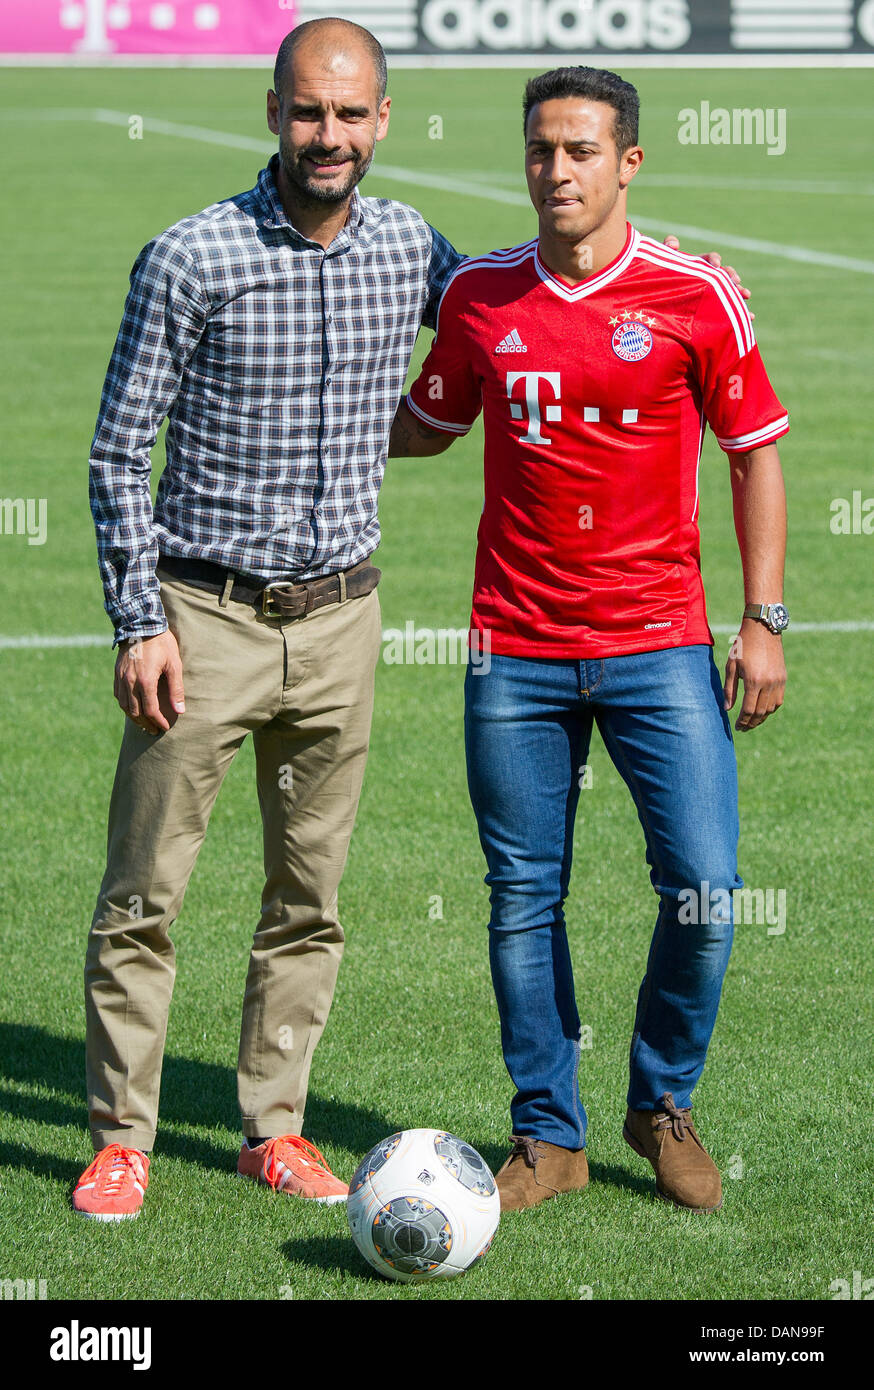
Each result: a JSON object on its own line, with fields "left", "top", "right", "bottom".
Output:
{"left": 710, "top": 621, "right": 874, "bottom": 634}
{"left": 463, "top": 169, "right": 874, "bottom": 198}
{"left": 635, "top": 173, "right": 874, "bottom": 198}
{"left": 0, "top": 635, "right": 109, "bottom": 649}
{"left": 374, "top": 162, "right": 874, "bottom": 272}
{"left": 7, "top": 108, "right": 871, "bottom": 277}
{"left": 621, "top": 218, "right": 874, "bottom": 275}
{"left": 368, "top": 157, "right": 874, "bottom": 274}
{"left": 92, "top": 107, "right": 276, "bottom": 155}
{"left": 2, "top": 622, "right": 873, "bottom": 651}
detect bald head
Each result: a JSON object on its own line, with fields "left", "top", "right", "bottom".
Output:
{"left": 266, "top": 18, "right": 392, "bottom": 226}
{"left": 274, "top": 19, "right": 388, "bottom": 106}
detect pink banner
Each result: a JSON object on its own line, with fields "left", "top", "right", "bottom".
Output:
{"left": 0, "top": 1, "right": 298, "bottom": 55}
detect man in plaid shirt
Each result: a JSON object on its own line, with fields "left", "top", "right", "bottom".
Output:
{"left": 76, "top": 18, "right": 750, "bottom": 1220}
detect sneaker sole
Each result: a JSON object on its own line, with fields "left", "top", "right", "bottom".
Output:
{"left": 235, "top": 1172, "right": 347, "bottom": 1204}
{"left": 72, "top": 1207, "right": 141, "bottom": 1221}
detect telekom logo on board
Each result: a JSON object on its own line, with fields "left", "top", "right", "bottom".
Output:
{"left": 0, "top": 1, "right": 297, "bottom": 53}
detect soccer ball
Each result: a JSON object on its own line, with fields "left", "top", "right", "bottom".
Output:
{"left": 347, "top": 1128, "right": 500, "bottom": 1283}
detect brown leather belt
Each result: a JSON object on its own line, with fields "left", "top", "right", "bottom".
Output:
{"left": 157, "top": 553, "right": 381, "bottom": 619}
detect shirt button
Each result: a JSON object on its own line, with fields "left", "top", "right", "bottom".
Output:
{"left": 325, "top": 377, "right": 332, "bottom": 385}
{"left": 326, "top": 314, "right": 334, "bottom": 323}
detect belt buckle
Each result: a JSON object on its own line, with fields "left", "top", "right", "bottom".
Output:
{"left": 261, "top": 580, "right": 296, "bottom": 617}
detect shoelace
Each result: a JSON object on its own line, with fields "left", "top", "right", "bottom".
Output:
{"left": 78, "top": 1144, "right": 143, "bottom": 1196}
{"left": 654, "top": 1092, "right": 691, "bottom": 1143}
{"left": 261, "top": 1134, "right": 335, "bottom": 1189}
{"left": 508, "top": 1134, "right": 543, "bottom": 1169}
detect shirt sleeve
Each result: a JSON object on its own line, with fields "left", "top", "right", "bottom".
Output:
{"left": 88, "top": 231, "right": 208, "bottom": 646}
{"left": 407, "top": 272, "right": 482, "bottom": 435}
{"left": 689, "top": 271, "right": 789, "bottom": 454}
{"left": 422, "top": 224, "right": 466, "bottom": 331}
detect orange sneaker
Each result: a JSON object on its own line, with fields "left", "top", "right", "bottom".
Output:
{"left": 72, "top": 1144, "right": 149, "bottom": 1221}
{"left": 238, "top": 1135, "right": 348, "bottom": 1204}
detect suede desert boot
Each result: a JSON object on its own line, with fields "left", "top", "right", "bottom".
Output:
{"left": 623, "top": 1092, "right": 722, "bottom": 1212}
{"left": 495, "top": 1134, "right": 589, "bottom": 1211}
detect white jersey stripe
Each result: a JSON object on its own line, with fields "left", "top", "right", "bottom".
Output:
{"left": 716, "top": 414, "right": 790, "bottom": 450}
{"left": 406, "top": 392, "right": 473, "bottom": 436}
{"left": 435, "top": 241, "right": 537, "bottom": 335}
{"left": 636, "top": 247, "right": 750, "bottom": 359}
{"left": 444, "top": 240, "right": 537, "bottom": 277}
{"left": 636, "top": 238, "right": 756, "bottom": 356}
{"left": 470, "top": 239, "right": 539, "bottom": 260}
{"left": 637, "top": 236, "right": 755, "bottom": 338}
{"left": 636, "top": 233, "right": 756, "bottom": 343}
{"left": 637, "top": 240, "right": 756, "bottom": 354}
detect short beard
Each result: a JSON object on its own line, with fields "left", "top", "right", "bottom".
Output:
{"left": 278, "top": 135, "right": 374, "bottom": 206}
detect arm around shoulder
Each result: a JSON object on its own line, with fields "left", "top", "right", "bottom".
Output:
{"left": 389, "top": 396, "right": 459, "bottom": 457}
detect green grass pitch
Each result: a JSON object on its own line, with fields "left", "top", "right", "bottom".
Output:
{"left": 0, "top": 63, "right": 872, "bottom": 1302}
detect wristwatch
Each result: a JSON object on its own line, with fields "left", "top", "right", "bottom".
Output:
{"left": 743, "top": 602, "right": 790, "bottom": 635}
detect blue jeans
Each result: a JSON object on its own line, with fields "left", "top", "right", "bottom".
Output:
{"left": 464, "top": 645, "right": 742, "bottom": 1149}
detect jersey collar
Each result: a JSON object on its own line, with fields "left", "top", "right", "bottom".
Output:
{"left": 534, "top": 224, "right": 639, "bottom": 302}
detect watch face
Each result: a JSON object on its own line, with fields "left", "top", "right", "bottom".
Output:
{"left": 769, "top": 604, "right": 789, "bottom": 632}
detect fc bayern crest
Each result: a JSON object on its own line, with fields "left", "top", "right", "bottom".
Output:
{"left": 612, "top": 320, "right": 653, "bottom": 362}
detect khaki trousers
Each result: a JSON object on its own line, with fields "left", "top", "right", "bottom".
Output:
{"left": 85, "top": 570, "right": 382, "bottom": 1152}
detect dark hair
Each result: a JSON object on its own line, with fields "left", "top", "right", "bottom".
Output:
{"left": 274, "top": 19, "right": 388, "bottom": 103}
{"left": 523, "top": 66, "right": 639, "bottom": 155}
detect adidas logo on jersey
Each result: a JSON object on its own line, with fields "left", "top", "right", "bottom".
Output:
{"left": 495, "top": 329, "right": 528, "bottom": 354}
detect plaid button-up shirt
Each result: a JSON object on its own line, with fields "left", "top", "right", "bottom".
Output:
{"left": 89, "top": 155, "right": 463, "bottom": 645}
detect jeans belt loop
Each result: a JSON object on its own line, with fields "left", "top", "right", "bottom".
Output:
{"left": 338, "top": 571, "right": 347, "bottom": 604}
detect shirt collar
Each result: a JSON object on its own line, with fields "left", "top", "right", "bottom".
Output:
{"left": 257, "top": 154, "right": 365, "bottom": 249}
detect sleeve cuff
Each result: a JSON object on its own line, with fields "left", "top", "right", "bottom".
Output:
{"left": 716, "top": 414, "right": 789, "bottom": 453}
{"left": 109, "top": 586, "right": 168, "bottom": 649}
{"left": 112, "top": 620, "right": 169, "bottom": 650}
{"left": 406, "top": 392, "right": 473, "bottom": 437}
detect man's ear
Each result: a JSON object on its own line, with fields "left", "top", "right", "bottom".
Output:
{"left": 267, "top": 89, "right": 280, "bottom": 137}
{"left": 619, "top": 145, "right": 644, "bottom": 189}
{"left": 375, "top": 96, "right": 391, "bottom": 143}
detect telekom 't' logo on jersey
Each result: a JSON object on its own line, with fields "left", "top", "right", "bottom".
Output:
{"left": 506, "top": 372, "right": 562, "bottom": 445}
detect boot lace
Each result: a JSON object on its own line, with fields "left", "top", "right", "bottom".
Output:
{"left": 508, "top": 1134, "right": 543, "bottom": 1169}
{"left": 654, "top": 1092, "right": 692, "bottom": 1142}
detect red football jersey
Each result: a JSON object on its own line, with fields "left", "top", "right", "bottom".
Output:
{"left": 406, "top": 224, "right": 789, "bottom": 659}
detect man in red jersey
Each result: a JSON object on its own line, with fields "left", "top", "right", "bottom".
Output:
{"left": 390, "top": 66, "right": 789, "bottom": 1213}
